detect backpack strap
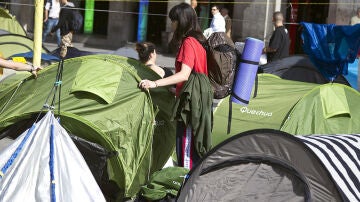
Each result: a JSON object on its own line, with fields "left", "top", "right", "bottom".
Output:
{"left": 227, "top": 97, "right": 232, "bottom": 134}
{"left": 253, "top": 74, "right": 258, "bottom": 98}
{"left": 227, "top": 93, "right": 250, "bottom": 134}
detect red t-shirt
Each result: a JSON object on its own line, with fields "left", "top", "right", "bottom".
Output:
{"left": 175, "top": 37, "right": 207, "bottom": 95}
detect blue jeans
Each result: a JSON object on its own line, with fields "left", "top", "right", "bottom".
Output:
{"left": 43, "top": 18, "right": 61, "bottom": 47}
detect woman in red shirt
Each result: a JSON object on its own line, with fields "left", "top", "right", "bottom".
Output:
{"left": 139, "top": 3, "right": 209, "bottom": 169}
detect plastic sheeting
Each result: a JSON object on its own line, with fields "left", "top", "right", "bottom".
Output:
{"left": 301, "top": 23, "right": 360, "bottom": 80}
{"left": 0, "top": 111, "right": 105, "bottom": 202}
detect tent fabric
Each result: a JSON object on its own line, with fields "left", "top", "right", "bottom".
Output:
{"left": 320, "top": 85, "right": 350, "bottom": 119}
{"left": 102, "top": 55, "right": 176, "bottom": 174}
{"left": 301, "top": 22, "right": 360, "bottom": 80}
{"left": 212, "top": 74, "right": 360, "bottom": 146}
{"left": 139, "top": 167, "right": 189, "bottom": 201}
{"left": 281, "top": 83, "right": 360, "bottom": 135}
{"left": 0, "top": 55, "right": 176, "bottom": 199}
{"left": 298, "top": 134, "right": 360, "bottom": 202}
{"left": 0, "top": 34, "right": 50, "bottom": 59}
{"left": 260, "top": 54, "right": 350, "bottom": 86}
{"left": 178, "top": 129, "right": 344, "bottom": 202}
{"left": 0, "top": 111, "right": 106, "bottom": 202}
{"left": 0, "top": 8, "right": 26, "bottom": 36}
{"left": 212, "top": 74, "right": 318, "bottom": 145}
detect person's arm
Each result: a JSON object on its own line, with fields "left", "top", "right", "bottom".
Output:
{"left": 263, "top": 29, "right": 281, "bottom": 53}
{"left": 44, "top": 2, "right": 50, "bottom": 22}
{"left": 0, "top": 59, "right": 42, "bottom": 77}
{"left": 139, "top": 64, "right": 192, "bottom": 89}
{"left": 44, "top": 9, "right": 49, "bottom": 22}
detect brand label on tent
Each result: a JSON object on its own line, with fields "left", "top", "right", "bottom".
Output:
{"left": 240, "top": 107, "right": 273, "bottom": 117}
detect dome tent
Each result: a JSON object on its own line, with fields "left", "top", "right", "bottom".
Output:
{"left": 0, "top": 111, "right": 106, "bottom": 201}
{"left": 260, "top": 54, "right": 350, "bottom": 86}
{"left": 0, "top": 34, "right": 50, "bottom": 59}
{"left": 212, "top": 74, "right": 360, "bottom": 145}
{"left": 0, "top": 7, "right": 26, "bottom": 36}
{"left": 178, "top": 129, "right": 359, "bottom": 202}
{"left": 0, "top": 54, "right": 176, "bottom": 200}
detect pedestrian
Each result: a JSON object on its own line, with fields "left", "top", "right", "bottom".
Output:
{"left": 138, "top": 3, "right": 212, "bottom": 169}
{"left": 263, "top": 11, "right": 290, "bottom": 62}
{"left": 203, "top": 4, "right": 226, "bottom": 38}
{"left": 135, "top": 41, "right": 173, "bottom": 78}
{"left": 43, "top": 0, "right": 61, "bottom": 47}
{"left": 51, "top": 0, "right": 75, "bottom": 58}
{"left": 0, "top": 58, "right": 42, "bottom": 78}
{"left": 350, "top": 8, "right": 360, "bottom": 25}
{"left": 190, "top": 0, "right": 197, "bottom": 10}
{"left": 220, "top": 7, "right": 232, "bottom": 39}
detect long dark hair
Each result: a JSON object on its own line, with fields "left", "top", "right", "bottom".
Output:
{"left": 169, "top": 3, "right": 207, "bottom": 50}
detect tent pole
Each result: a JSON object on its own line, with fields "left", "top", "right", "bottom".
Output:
{"left": 33, "top": 0, "right": 44, "bottom": 67}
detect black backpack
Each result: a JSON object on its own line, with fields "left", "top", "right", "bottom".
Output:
{"left": 206, "top": 32, "right": 238, "bottom": 99}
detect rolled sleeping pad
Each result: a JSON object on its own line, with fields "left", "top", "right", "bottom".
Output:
{"left": 231, "top": 37, "right": 264, "bottom": 105}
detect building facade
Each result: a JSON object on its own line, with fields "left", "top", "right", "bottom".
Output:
{"left": 2, "top": 0, "right": 359, "bottom": 53}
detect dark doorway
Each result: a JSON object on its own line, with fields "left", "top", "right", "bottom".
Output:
{"left": 286, "top": 0, "right": 329, "bottom": 54}
{"left": 147, "top": 1, "right": 167, "bottom": 45}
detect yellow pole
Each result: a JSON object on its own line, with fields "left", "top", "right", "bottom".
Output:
{"left": 33, "top": 0, "right": 44, "bottom": 67}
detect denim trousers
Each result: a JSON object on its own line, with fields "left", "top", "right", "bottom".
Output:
{"left": 43, "top": 18, "right": 61, "bottom": 47}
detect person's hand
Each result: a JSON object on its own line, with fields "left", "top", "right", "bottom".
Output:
{"left": 44, "top": 17, "right": 48, "bottom": 22}
{"left": 28, "top": 63, "right": 43, "bottom": 78}
{"left": 139, "top": 79, "right": 158, "bottom": 90}
{"left": 262, "top": 47, "right": 267, "bottom": 53}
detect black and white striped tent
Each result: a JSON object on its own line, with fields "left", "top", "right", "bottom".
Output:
{"left": 177, "top": 129, "right": 360, "bottom": 202}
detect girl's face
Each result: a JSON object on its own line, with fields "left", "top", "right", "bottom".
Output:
{"left": 171, "top": 21, "right": 178, "bottom": 32}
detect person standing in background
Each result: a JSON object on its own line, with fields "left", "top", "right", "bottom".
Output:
{"left": 210, "top": 5, "right": 225, "bottom": 33}
{"left": 350, "top": 8, "right": 360, "bottom": 25}
{"left": 43, "top": 0, "right": 61, "bottom": 47}
{"left": 203, "top": 4, "right": 226, "bottom": 38}
{"left": 263, "top": 12, "right": 290, "bottom": 62}
{"left": 220, "top": 7, "right": 232, "bottom": 39}
{"left": 190, "top": 0, "right": 197, "bottom": 10}
{"left": 51, "top": 0, "right": 75, "bottom": 58}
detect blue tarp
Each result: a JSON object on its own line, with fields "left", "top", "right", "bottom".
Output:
{"left": 344, "top": 59, "right": 359, "bottom": 90}
{"left": 301, "top": 22, "right": 360, "bottom": 80}
{"left": 11, "top": 51, "right": 60, "bottom": 61}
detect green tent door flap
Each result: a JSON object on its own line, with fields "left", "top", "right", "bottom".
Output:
{"left": 281, "top": 83, "right": 360, "bottom": 135}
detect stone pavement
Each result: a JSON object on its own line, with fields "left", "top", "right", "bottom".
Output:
{"left": 44, "top": 41, "right": 176, "bottom": 68}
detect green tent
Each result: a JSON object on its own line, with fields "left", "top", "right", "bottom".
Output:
{"left": 281, "top": 83, "right": 360, "bottom": 135}
{"left": 0, "top": 34, "right": 50, "bottom": 59}
{"left": 0, "top": 7, "right": 26, "bottom": 36}
{"left": 0, "top": 54, "right": 176, "bottom": 200}
{"left": 212, "top": 74, "right": 360, "bottom": 145}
